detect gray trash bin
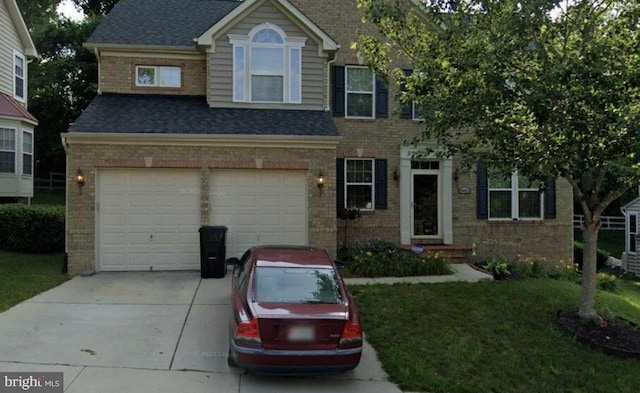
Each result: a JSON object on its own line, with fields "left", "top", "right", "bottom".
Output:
{"left": 199, "top": 226, "right": 228, "bottom": 278}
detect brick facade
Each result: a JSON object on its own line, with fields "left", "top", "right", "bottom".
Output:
{"left": 100, "top": 54, "right": 207, "bottom": 95}
{"left": 65, "top": 141, "right": 336, "bottom": 275}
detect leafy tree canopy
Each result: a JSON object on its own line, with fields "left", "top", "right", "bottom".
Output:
{"left": 71, "top": 0, "right": 117, "bottom": 17}
{"left": 357, "top": 0, "right": 640, "bottom": 319}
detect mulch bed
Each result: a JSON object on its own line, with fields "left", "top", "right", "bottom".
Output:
{"left": 554, "top": 311, "right": 640, "bottom": 359}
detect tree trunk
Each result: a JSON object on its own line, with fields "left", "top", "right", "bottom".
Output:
{"left": 579, "top": 219, "right": 600, "bottom": 320}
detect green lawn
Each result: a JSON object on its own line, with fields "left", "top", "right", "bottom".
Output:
{"left": 0, "top": 251, "right": 69, "bottom": 313}
{"left": 350, "top": 280, "right": 640, "bottom": 393}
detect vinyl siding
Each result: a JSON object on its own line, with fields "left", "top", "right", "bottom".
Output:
{"left": 208, "top": 0, "right": 325, "bottom": 110}
{"left": 0, "top": 0, "right": 25, "bottom": 96}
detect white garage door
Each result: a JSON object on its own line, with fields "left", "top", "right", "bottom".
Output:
{"left": 98, "top": 169, "right": 200, "bottom": 271}
{"left": 210, "top": 170, "right": 308, "bottom": 259}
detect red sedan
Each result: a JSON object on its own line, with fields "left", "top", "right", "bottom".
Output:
{"left": 227, "top": 245, "right": 362, "bottom": 374}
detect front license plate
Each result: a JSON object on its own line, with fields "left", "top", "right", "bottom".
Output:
{"left": 287, "top": 325, "right": 315, "bottom": 342}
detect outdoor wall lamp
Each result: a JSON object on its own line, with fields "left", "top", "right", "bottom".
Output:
{"left": 393, "top": 166, "right": 400, "bottom": 186}
{"left": 316, "top": 172, "right": 325, "bottom": 193}
{"left": 75, "top": 168, "right": 85, "bottom": 195}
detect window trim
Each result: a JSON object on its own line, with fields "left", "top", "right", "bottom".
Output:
{"left": 229, "top": 23, "right": 306, "bottom": 104}
{"left": 488, "top": 172, "right": 544, "bottom": 221}
{"left": 13, "top": 51, "right": 26, "bottom": 102}
{"left": 629, "top": 213, "right": 638, "bottom": 255}
{"left": 345, "top": 66, "right": 376, "bottom": 119}
{"left": 412, "top": 102, "right": 425, "bottom": 121}
{"left": 22, "top": 129, "right": 33, "bottom": 176}
{"left": 135, "top": 65, "right": 181, "bottom": 88}
{"left": 0, "top": 127, "right": 17, "bottom": 174}
{"left": 344, "top": 158, "right": 375, "bottom": 211}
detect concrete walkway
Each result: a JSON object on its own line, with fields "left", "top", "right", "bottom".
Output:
{"left": 344, "top": 263, "right": 493, "bottom": 285}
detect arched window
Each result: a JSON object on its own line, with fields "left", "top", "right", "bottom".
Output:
{"left": 229, "top": 23, "right": 305, "bottom": 103}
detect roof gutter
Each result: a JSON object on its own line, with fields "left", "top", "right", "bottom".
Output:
{"left": 61, "top": 132, "right": 341, "bottom": 150}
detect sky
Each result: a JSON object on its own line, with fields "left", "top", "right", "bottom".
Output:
{"left": 57, "top": 0, "right": 85, "bottom": 21}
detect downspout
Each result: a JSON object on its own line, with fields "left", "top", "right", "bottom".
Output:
{"left": 325, "top": 51, "right": 337, "bottom": 111}
{"left": 94, "top": 48, "right": 102, "bottom": 94}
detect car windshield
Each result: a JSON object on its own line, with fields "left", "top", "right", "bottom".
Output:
{"left": 253, "top": 267, "right": 343, "bottom": 304}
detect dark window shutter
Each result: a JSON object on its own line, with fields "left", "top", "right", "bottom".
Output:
{"left": 544, "top": 177, "right": 556, "bottom": 219}
{"left": 336, "top": 158, "right": 345, "bottom": 210}
{"left": 477, "top": 161, "right": 488, "bottom": 219}
{"left": 332, "top": 66, "right": 345, "bottom": 117}
{"left": 375, "top": 159, "right": 387, "bottom": 210}
{"left": 375, "top": 78, "right": 388, "bottom": 119}
{"left": 400, "top": 69, "right": 412, "bottom": 119}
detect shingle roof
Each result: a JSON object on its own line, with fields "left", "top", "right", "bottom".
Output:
{"left": 86, "top": 0, "right": 242, "bottom": 48}
{"left": 0, "top": 93, "right": 37, "bottom": 123}
{"left": 69, "top": 94, "right": 339, "bottom": 137}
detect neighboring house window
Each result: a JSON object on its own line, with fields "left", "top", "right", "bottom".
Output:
{"left": 22, "top": 131, "right": 33, "bottom": 176}
{"left": 346, "top": 66, "right": 375, "bottom": 118}
{"left": 14, "top": 52, "right": 26, "bottom": 101}
{"left": 488, "top": 173, "right": 543, "bottom": 220}
{"left": 331, "top": 66, "right": 388, "bottom": 118}
{"left": 336, "top": 158, "right": 387, "bottom": 212}
{"left": 135, "top": 66, "right": 181, "bottom": 87}
{"left": 629, "top": 214, "right": 638, "bottom": 254}
{"left": 230, "top": 23, "right": 305, "bottom": 103}
{"left": 0, "top": 128, "right": 16, "bottom": 173}
{"left": 477, "top": 162, "right": 556, "bottom": 220}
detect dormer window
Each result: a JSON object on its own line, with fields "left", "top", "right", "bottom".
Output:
{"left": 229, "top": 23, "right": 305, "bottom": 104}
{"left": 135, "top": 66, "right": 181, "bottom": 88}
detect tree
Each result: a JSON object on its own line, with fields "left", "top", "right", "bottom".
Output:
{"left": 16, "top": 0, "right": 60, "bottom": 29}
{"left": 71, "top": 0, "right": 117, "bottom": 17}
{"left": 27, "top": 17, "right": 101, "bottom": 176}
{"left": 357, "top": 0, "right": 640, "bottom": 320}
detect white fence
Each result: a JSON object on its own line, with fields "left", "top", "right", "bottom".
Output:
{"left": 573, "top": 215, "right": 625, "bottom": 231}
{"left": 34, "top": 172, "right": 65, "bottom": 191}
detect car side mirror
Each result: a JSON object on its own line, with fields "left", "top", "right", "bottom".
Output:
{"left": 334, "top": 260, "right": 346, "bottom": 269}
{"left": 226, "top": 257, "right": 240, "bottom": 265}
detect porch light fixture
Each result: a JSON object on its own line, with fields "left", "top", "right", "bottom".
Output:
{"left": 393, "top": 166, "right": 400, "bottom": 186}
{"left": 316, "top": 172, "right": 325, "bottom": 192}
{"left": 75, "top": 168, "right": 85, "bottom": 195}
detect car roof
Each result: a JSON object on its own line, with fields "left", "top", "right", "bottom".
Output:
{"left": 253, "top": 246, "right": 334, "bottom": 268}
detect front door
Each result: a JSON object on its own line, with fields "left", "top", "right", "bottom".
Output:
{"left": 412, "top": 172, "right": 440, "bottom": 238}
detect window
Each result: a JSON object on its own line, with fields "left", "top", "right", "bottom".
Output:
{"left": 14, "top": 52, "right": 25, "bottom": 101}
{"left": 412, "top": 102, "right": 425, "bottom": 120}
{"left": 22, "top": 131, "right": 32, "bottom": 175}
{"left": 488, "top": 173, "right": 543, "bottom": 220}
{"left": 345, "top": 159, "right": 374, "bottom": 210}
{"left": 254, "top": 267, "right": 342, "bottom": 304}
{"left": 230, "top": 24, "right": 305, "bottom": 103}
{"left": 0, "top": 128, "right": 16, "bottom": 173}
{"left": 629, "top": 214, "right": 638, "bottom": 254}
{"left": 346, "top": 67, "right": 375, "bottom": 118}
{"left": 135, "top": 66, "right": 181, "bottom": 87}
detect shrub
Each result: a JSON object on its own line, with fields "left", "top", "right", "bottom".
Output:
{"left": 341, "top": 240, "right": 452, "bottom": 278}
{"left": 597, "top": 272, "right": 618, "bottom": 292}
{"left": 0, "top": 205, "right": 65, "bottom": 253}
{"left": 573, "top": 241, "right": 609, "bottom": 271}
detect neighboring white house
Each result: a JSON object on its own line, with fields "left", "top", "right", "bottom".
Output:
{"left": 621, "top": 194, "right": 640, "bottom": 276}
{"left": 0, "top": 0, "right": 38, "bottom": 204}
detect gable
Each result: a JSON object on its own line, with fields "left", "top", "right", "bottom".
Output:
{"left": 196, "top": 0, "right": 338, "bottom": 53}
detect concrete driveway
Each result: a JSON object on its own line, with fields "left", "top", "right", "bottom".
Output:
{"left": 0, "top": 272, "right": 401, "bottom": 393}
